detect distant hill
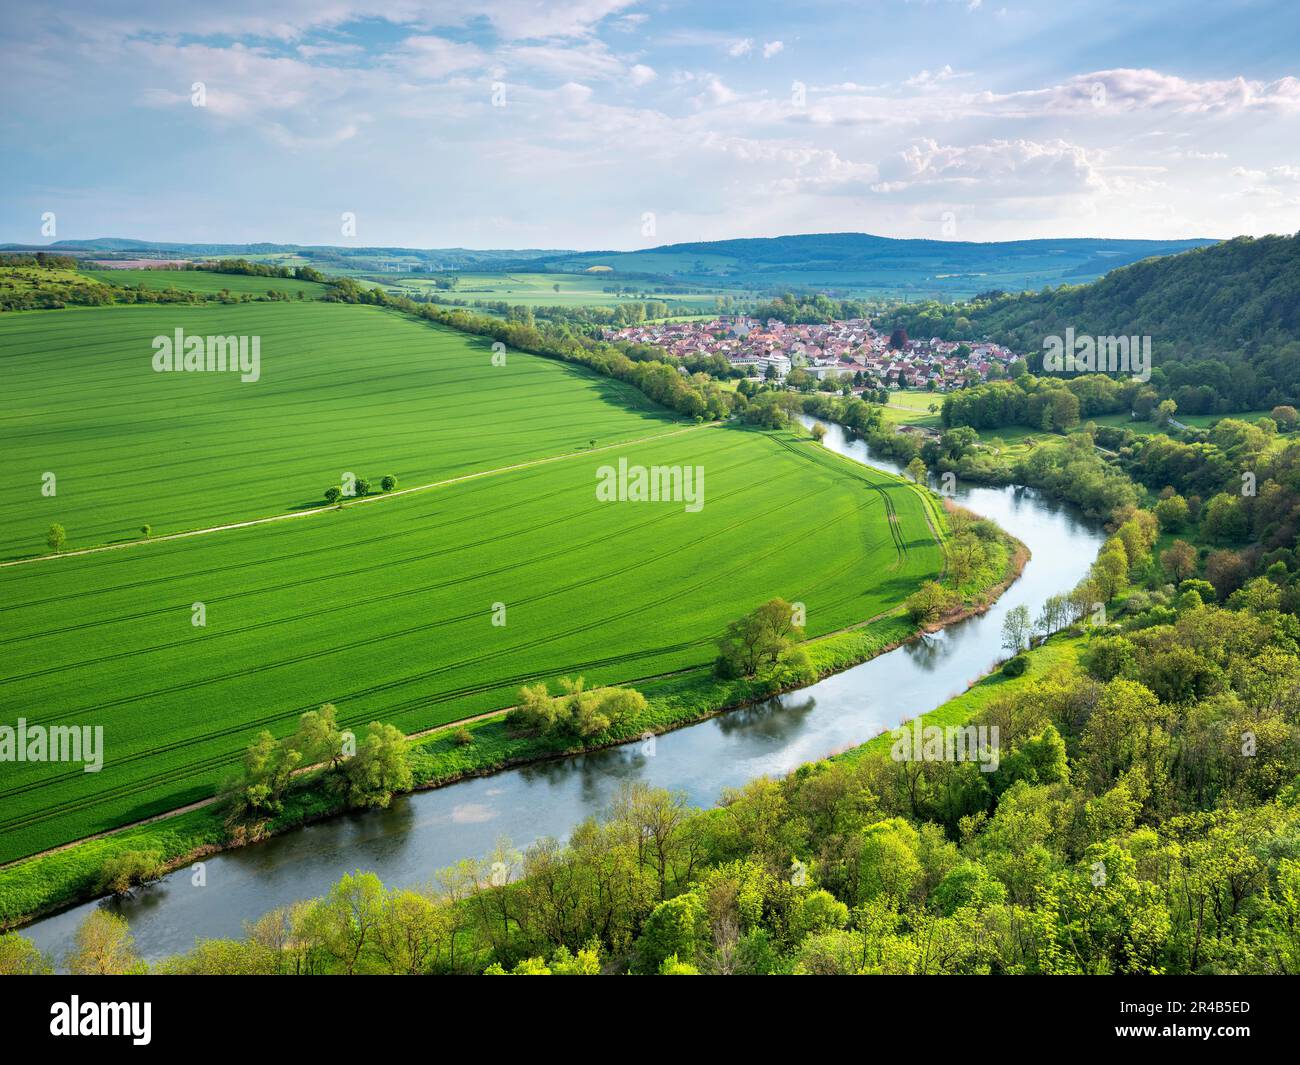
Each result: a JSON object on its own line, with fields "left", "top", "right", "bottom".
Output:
{"left": 0, "top": 232, "right": 1216, "bottom": 297}
{"left": 511, "top": 232, "right": 1217, "bottom": 297}
{"left": 891, "top": 233, "right": 1300, "bottom": 412}
{"left": 0, "top": 238, "right": 575, "bottom": 274}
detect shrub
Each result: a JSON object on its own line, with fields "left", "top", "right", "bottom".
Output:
{"left": 97, "top": 850, "right": 167, "bottom": 897}
{"left": 1001, "top": 655, "right": 1029, "bottom": 678}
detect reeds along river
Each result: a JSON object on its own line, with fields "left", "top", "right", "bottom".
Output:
{"left": 21, "top": 416, "right": 1107, "bottom": 962}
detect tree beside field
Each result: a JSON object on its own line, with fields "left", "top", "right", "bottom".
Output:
{"left": 714, "top": 598, "right": 806, "bottom": 678}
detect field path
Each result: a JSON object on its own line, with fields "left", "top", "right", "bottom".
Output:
{"left": 0, "top": 422, "right": 713, "bottom": 570}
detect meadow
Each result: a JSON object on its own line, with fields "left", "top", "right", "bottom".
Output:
{"left": 389, "top": 271, "right": 733, "bottom": 310}
{"left": 84, "top": 269, "right": 328, "bottom": 297}
{"left": 0, "top": 302, "right": 677, "bottom": 559}
{"left": 0, "top": 420, "right": 942, "bottom": 863}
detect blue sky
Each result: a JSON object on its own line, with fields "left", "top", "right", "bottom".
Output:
{"left": 3, "top": 0, "right": 1299, "bottom": 249}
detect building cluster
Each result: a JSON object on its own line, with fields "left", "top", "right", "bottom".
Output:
{"left": 605, "top": 315, "right": 1018, "bottom": 391}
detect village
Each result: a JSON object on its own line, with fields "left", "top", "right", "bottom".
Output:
{"left": 605, "top": 314, "right": 1019, "bottom": 392}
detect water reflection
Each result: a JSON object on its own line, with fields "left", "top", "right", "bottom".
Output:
{"left": 21, "top": 415, "right": 1106, "bottom": 963}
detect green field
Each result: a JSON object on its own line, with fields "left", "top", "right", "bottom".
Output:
{"left": 390, "top": 271, "right": 732, "bottom": 310}
{"left": 0, "top": 301, "right": 944, "bottom": 863}
{"left": 0, "top": 303, "right": 676, "bottom": 559}
{"left": 84, "top": 269, "right": 328, "bottom": 297}
{"left": 0, "top": 424, "right": 942, "bottom": 862}
{"left": 881, "top": 389, "right": 943, "bottom": 428}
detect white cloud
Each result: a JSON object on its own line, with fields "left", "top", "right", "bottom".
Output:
{"left": 727, "top": 39, "right": 753, "bottom": 58}
{"left": 762, "top": 41, "right": 784, "bottom": 59}
{"left": 904, "top": 64, "right": 966, "bottom": 89}
{"left": 396, "top": 35, "right": 485, "bottom": 80}
{"left": 700, "top": 76, "right": 738, "bottom": 106}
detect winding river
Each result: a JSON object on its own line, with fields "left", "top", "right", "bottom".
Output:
{"left": 21, "top": 416, "right": 1105, "bottom": 962}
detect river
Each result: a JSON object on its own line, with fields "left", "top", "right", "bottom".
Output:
{"left": 21, "top": 416, "right": 1105, "bottom": 962}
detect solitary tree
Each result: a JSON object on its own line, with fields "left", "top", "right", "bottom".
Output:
{"left": 1001, "top": 604, "right": 1032, "bottom": 655}
{"left": 140, "top": 524, "right": 152, "bottom": 538}
{"left": 381, "top": 475, "right": 397, "bottom": 492}
{"left": 354, "top": 478, "right": 372, "bottom": 498}
{"left": 714, "top": 598, "right": 805, "bottom": 678}
{"left": 906, "top": 457, "right": 927, "bottom": 484}
{"left": 47, "top": 523, "right": 67, "bottom": 553}
{"left": 324, "top": 486, "right": 342, "bottom": 505}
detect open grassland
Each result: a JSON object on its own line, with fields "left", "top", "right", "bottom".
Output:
{"left": 84, "top": 269, "right": 328, "bottom": 297}
{"left": 1084, "top": 409, "right": 1275, "bottom": 434}
{"left": 0, "top": 424, "right": 943, "bottom": 863}
{"left": 0, "top": 302, "right": 677, "bottom": 559}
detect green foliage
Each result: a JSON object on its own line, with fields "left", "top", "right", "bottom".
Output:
{"left": 1001, "top": 654, "right": 1029, "bottom": 678}
{"left": 505, "top": 678, "right": 648, "bottom": 739}
{"left": 96, "top": 849, "right": 167, "bottom": 897}
{"left": 714, "top": 598, "right": 806, "bottom": 678}
{"left": 892, "top": 234, "right": 1300, "bottom": 412}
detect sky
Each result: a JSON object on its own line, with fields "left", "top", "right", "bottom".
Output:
{"left": 3, "top": 0, "right": 1299, "bottom": 250}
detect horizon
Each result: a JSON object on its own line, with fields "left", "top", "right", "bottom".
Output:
{"left": 2, "top": 228, "right": 1238, "bottom": 254}
{"left": 3, "top": 1, "right": 1299, "bottom": 248}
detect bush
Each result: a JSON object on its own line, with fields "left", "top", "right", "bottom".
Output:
{"left": 505, "top": 678, "right": 646, "bottom": 738}
{"left": 96, "top": 850, "right": 167, "bottom": 897}
{"left": 1001, "top": 655, "right": 1030, "bottom": 678}
{"left": 452, "top": 727, "right": 474, "bottom": 746}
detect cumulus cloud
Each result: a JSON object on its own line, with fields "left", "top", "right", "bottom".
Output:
{"left": 762, "top": 41, "right": 784, "bottom": 59}
{"left": 728, "top": 39, "right": 753, "bottom": 58}
{"left": 873, "top": 138, "right": 1107, "bottom": 198}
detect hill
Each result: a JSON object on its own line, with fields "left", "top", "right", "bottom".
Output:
{"left": 516, "top": 232, "right": 1216, "bottom": 297}
{"left": 2, "top": 232, "right": 1217, "bottom": 298}
{"left": 891, "top": 233, "right": 1300, "bottom": 412}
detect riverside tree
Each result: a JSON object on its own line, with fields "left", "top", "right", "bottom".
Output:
{"left": 714, "top": 598, "right": 805, "bottom": 678}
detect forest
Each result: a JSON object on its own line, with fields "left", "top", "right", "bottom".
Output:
{"left": 891, "top": 234, "right": 1300, "bottom": 412}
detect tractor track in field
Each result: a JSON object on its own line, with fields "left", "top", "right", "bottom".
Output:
{"left": 0, "top": 426, "right": 948, "bottom": 861}
{"left": 0, "top": 481, "right": 883, "bottom": 833}
{"left": 0, "top": 422, "right": 712, "bottom": 571}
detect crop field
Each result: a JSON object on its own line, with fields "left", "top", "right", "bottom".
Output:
{"left": 0, "top": 415, "right": 942, "bottom": 862}
{"left": 0, "top": 303, "right": 677, "bottom": 559}
{"left": 391, "top": 271, "right": 732, "bottom": 309}
{"left": 83, "top": 269, "right": 328, "bottom": 297}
